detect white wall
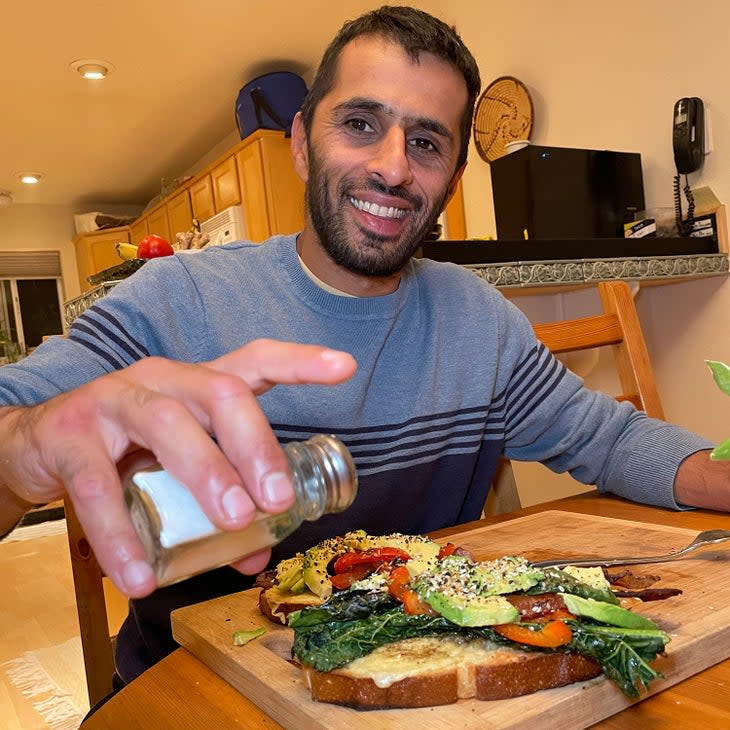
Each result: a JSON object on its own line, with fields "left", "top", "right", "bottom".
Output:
{"left": 1, "top": 1, "right": 728, "bottom": 503}
{"left": 0, "top": 202, "right": 144, "bottom": 303}
{"left": 442, "top": 0, "right": 730, "bottom": 503}
{"left": 0, "top": 205, "right": 79, "bottom": 302}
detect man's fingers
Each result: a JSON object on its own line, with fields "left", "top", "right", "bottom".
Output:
{"left": 229, "top": 548, "right": 273, "bottom": 576}
{"left": 210, "top": 340, "right": 357, "bottom": 394}
{"left": 59, "top": 444, "right": 156, "bottom": 597}
{"left": 106, "top": 364, "right": 291, "bottom": 526}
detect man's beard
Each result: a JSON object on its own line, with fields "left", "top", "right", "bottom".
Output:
{"left": 306, "top": 148, "right": 448, "bottom": 277}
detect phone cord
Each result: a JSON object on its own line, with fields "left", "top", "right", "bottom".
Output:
{"left": 673, "top": 174, "right": 684, "bottom": 235}
{"left": 683, "top": 175, "right": 696, "bottom": 234}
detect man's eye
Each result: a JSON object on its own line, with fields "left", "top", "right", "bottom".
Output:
{"left": 409, "top": 137, "right": 438, "bottom": 152}
{"left": 345, "top": 118, "right": 374, "bottom": 133}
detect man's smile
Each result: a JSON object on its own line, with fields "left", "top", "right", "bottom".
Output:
{"left": 348, "top": 196, "right": 407, "bottom": 219}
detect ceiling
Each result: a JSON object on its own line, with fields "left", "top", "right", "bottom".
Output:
{"left": 1, "top": 0, "right": 446, "bottom": 211}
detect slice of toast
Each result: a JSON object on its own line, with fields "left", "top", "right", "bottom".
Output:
{"left": 301, "top": 636, "right": 602, "bottom": 709}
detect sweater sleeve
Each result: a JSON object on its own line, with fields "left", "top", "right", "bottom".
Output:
{"left": 0, "top": 255, "right": 209, "bottom": 406}
{"left": 496, "top": 298, "right": 713, "bottom": 510}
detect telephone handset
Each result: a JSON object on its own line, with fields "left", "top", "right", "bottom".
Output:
{"left": 672, "top": 97, "right": 704, "bottom": 236}
{"left": 673, "top": 97, "right": 704, "bottom": 174}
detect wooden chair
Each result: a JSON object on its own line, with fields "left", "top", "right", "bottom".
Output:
{"left": 64, "top": 495, "right": 117, "bottom": 707}
{"left": 483, "top": 280, "right": 665, "bottom": 516}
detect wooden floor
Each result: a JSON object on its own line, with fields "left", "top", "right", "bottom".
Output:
{"left": 0, "top": 516, "right": 128, "bottom": 728}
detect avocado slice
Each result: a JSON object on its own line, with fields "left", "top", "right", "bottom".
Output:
{"left": 424, "top": 591, "right": 519, "bottom": 626}
{"left": 276, "top": 557, "right": 304, "bottom": 592}
{"left": 302, "top": 536, "right": 345, "bottom": 599}
{"left": 562, "top": 593, "right": 660, "bottom": 630}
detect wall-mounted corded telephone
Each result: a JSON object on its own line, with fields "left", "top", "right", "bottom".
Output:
{"left": 673, "top": 97, "right": 704, "bottom": 236}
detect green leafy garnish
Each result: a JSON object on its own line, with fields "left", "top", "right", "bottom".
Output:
{"left": 567, "top": 622, "right": 669, "bottom": 697}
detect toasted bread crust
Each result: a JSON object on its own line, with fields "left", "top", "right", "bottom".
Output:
{"left": 475, "top": 651, "right": 602, "bottom": 700}
{"left": 302, "top": 641, "right": 602, "bottom": 709}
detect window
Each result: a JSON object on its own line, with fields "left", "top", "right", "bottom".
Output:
{"left": 0, "top": 251, "right": 64, "bottom": 361}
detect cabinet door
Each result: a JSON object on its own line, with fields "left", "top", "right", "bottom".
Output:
{"left": 235, "top": 140, "right": 270, "bottom": 242}
{"left": 167, "top": 188, "right": 193, "bottom": 238}
{"left": 146, "top": 205, "right": 171, "bottom": 242}
{"left": 211, "top": 156, "right": 241, "bottom": 212}
{"left": 258, "top": 134, "right": 305, "bottom": 235}
{"left": 129, "top": 217, "right": 149, "bottom": 245}
{"left": 74, "top": 228, "right": 130, "bottom": 292}
{"left": 190, "top": 176, "right": 215, "bottom": 223}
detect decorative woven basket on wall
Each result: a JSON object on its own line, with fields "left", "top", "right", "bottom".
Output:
{"left": 473, "top": 76, "right": 534, "bottom": 163}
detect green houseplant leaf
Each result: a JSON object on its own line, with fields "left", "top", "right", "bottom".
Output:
{"left": 707, "top": 360, "right": 730, "bottom": 460}
{"left": 706, "top": 360, "right": 730, "bottom": 396}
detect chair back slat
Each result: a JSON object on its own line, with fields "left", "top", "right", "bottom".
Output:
{"left": 487, "top": 280, "right": 665, "bottom": 517}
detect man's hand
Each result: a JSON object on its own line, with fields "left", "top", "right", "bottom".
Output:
{"left": 0, "top": 340, "right": 356, "bottom": 597}
{"left": 675, "top": 450, "right": 730, "bottom": 511}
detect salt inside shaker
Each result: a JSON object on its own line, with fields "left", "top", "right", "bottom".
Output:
{"left": 124, "top": 434, "right": 357, "bottom": 587}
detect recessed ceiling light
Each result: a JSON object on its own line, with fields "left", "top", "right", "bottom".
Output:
{"left": 19, "top": 173, "right": 42, "bottom": 185}
{"left": 69, "top": 58, "right": 115, "bottom": 80}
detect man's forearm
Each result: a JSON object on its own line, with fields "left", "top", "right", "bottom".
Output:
{"left": 674, "top": 449, "right": 730, "bottom": 510}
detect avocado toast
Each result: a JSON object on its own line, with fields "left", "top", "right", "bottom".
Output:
{"left": 257, "top": 531, "right": 673, "bottom": 708}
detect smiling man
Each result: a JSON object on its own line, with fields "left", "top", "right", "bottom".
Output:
{"left": 292, "top": 32, "right": 469, "bottom": 293}
{"left": 0, "top": 4, "right": 728, "bottom": 705}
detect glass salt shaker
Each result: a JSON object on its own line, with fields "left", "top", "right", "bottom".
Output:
{"left": 124, "top": 434, "right": 357, "bottom": 587}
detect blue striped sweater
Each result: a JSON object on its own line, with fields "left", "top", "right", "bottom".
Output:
{"left": 0, "top": 234, "right": 711, "bottom": 679}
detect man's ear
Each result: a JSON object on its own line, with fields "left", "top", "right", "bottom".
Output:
{"left": 290, "top": 112, "right": 309, "bottom": 183}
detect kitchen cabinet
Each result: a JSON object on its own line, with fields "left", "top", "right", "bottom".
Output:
{"left": 210, "top": 156, "right": 241, "bottom": 212}
{"left": 167, "top": 188, "right": 194, "bottom": 238}
{"left": 236, "top": 132, "right": 304, "bottom": 241}
{"left": 146, "top": 205, "right": 171, "bottom": 243}
{"left": 189, "top": 175, "right": 215, "bottom": 222}
{"left": 129, "top": 216, "right": 149, "bottom": 245}
{"left": 74, "top": 227, "right": 130, "bottom": 293}
{"left": 73, "top": 130, "right": 305, "bottom": 291}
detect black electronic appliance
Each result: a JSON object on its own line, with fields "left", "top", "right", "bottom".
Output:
{"left": 490, "top": 145, "right": 645, "bottom": 240}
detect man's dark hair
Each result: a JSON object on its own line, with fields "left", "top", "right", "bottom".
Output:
{"left": 300, "top": 5, "right": 481, "bottom": 171}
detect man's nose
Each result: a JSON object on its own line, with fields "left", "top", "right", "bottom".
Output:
{"left": 366, "top": 128, "right": 413, "bottom": 188}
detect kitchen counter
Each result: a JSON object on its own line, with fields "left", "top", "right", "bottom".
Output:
{"left": 64, "top": 243, "right": 729, "bottom": 326}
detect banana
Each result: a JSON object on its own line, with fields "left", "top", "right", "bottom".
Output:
{"left": 116, "top": 242, "right": 139, "bottom": 261}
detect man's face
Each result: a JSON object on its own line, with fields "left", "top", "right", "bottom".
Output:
{"left": 294, "top": 35, "right": 467, "bottom": 280}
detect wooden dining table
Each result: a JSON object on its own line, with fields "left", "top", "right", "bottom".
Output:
{"left": 81, "top": 492, "right": 730, "bottom": 729}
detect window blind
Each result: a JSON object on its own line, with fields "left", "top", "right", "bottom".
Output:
{"left": 0, "top": 251, "right": 62, "bottom": 278}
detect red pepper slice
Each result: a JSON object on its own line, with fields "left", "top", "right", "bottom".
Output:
{"left": 437, "top": 542, "right": 458, "bottom": 558}
{"left": 332, "top": 547, "right": 411, "bottom": 574}
{"left": 493, "top": 620, "right": 573, "bottom": 648}
{"left": 387, "top": 565, "right": 435, "bottom": 615}
{"left": 330, "top": 564, "right": 375, "bottom": 590}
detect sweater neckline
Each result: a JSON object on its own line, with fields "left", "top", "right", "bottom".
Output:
{"left": 277, "top": 234, "right": 412, "bottom": 319}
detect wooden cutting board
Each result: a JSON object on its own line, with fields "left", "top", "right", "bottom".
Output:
{"left": 171, "top": 511, "right": 730, "bottom": 729}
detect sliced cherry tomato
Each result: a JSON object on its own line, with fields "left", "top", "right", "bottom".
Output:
{"left": 387, "top": 565, "right": 435, "bottom": 615}
{"left": 493, "top": 620, "right": 573, "bottom": 648}
{"left": 332, "top": 547, "right": 411, "bottom": 574}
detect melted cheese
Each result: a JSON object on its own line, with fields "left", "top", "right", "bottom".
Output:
{"left": 342, "top": 636, "right": 511, "bottom": 688}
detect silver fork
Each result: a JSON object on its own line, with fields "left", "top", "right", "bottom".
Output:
{"left": 532, "top": 529, "right": 730, "bottom": 569}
